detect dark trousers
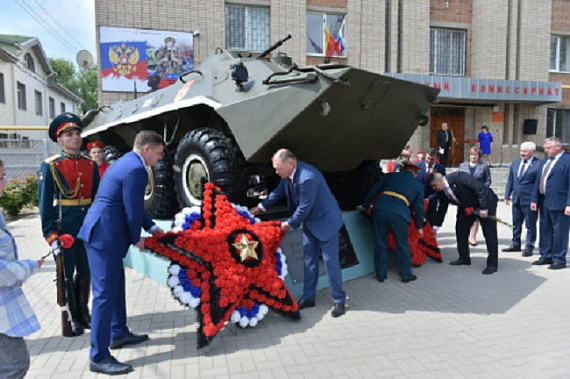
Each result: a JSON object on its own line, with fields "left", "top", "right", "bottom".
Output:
{"left": 86, "top": 245, "right": 129, "bottom": 363}
{"left": 372, "top": 211, "right": 413, "bottom": 279}
{"left": 511, "top": 200, "right": 538, "bottom": 249}
{"left": 538, "top": 198, "right": 570, "bottom": 264}
{"left": 456, "top": 207, "right": 498, "bottom": 268}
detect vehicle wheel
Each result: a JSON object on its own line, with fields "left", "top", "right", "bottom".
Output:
{"left": 326, "top": 160, "right": 384, "bottom": 210}
{"left": 103, "top": 145, "right": 121, "bottom": 163}
{"left": 144, "top": 151, "right": 180, "bottom": 219}
{"left": 173, "top": 128, "right": 245, "bottom": 208}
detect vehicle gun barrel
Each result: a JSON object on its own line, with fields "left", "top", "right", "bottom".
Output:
{"left": 257, "top": 34, "right": 292, "bottom": 59}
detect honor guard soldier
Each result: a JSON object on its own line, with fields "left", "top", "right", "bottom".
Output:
{"left": 38, "top": 113, "right": 100, "bottom": 336}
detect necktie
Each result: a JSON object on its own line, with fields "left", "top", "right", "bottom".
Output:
{"left": 539, "top": 158, "right": 554, "bottom": 195}
{"left": 517, "top": 160, "right": 527, "bottom": 180}
{"left": 444, "top": 187, "right": 459, "bottom": 204}
{"left": 287, "top": 178, "right": 293, "bottom": 193}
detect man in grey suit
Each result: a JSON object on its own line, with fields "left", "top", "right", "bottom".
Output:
{"left": 503, "top": 141, "right": 540, "bottom": 256}
{"left": 250, "top": 149, "right": 346, "bottom": 317}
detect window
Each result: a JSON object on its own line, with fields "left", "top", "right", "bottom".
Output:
{"left": 25, "top": 53, "right": 35, "bottom": 73}
{"left": 49, "top": 97, "right": 55, "bottom": 118}
{"left": 35, "top": 90, "right": 43, "bottom": 116}
{"left": 0, "top": 73, "right": 5, "bottom": 103}
{"left": 17, "top": 82, "right": 26, "bottom": 110}
{"left": 306, "top": 13, "right": 346, "bottom": 57}
{"left": 550, "top": 35, "right": 570, "bottom": 72}
{"left": 547, "top": 109, "right": 570, "bottom": 144}
{"left": 225, "top": 5, "right": 270, "bottom": 51}
{"left": 60, "top": 102, "right": 65, "bottom": 114}
{"left": 430, "top": 27, "right": 467, "bottom": 76}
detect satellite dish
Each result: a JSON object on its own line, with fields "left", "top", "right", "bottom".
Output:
{"left": 76, "top": 50, "right": 94, "bottom": 69}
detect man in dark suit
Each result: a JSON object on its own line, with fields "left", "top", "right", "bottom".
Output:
{"left": 530, "top": 137, "right": 570, "bottom": 270}
{"left": 250, "top": 149, "right": 346, "bottom": 318}
{"left": 361, "top": 162, "right": 425, "bottom": 283}
{"left": 78, "top": 131, "right": 165, "bottom": 375}
{"left": 436, "top": 122, "right": 454, "bottom": 166}
{"left": 504, "top": 141, "right": 540, "bottom": 256}
{"left": 428, "top": 171, "right": 499, "bottom": 275}
{"left": 416, "top": 149, "right": 446, "bottom": 226}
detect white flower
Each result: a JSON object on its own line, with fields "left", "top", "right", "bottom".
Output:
{"left": 167, "top": 276, "right": 180, "bottom": 288}
{"left": 230, "top": 311, "right": 241, "bottom": 323}
{"left": 239, "top": 316, "right": 249, "bottom": 328}
{"left": 259, "top": 304, "right": 269, "bottom": 316}
{"left": 173, "top": 285, "right": 184, "bottom": 299}
{"left": 169, "top": 265, "right": 181, "bottom": 276}
{"left": 249, "top": 317, "right": 258, "bottom": 327}
{"left": 179, "top": 292, "right": 193, "bottom": 305}
{"left": 189, "top": 298, "right": 200, "bottom": 308}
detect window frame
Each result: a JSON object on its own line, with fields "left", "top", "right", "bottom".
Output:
{"left": 49, "top": 97, "right": 55, "bottom": 119}
{"left": 547, "top": 108, "right": 570, "bottom": 144}
{"left": 306, "top": 12, "right": 346, "bottom": 58}
{"left": 17, "top": 82, "right": 26, "bottom": 111}
{"left": 25, "top": 53, "right": 35, "bottom": 73}
{"left": 550, "top": 35, "right": 570, "bottom": 73}
{"left": 34, "top": 90, "right": 43, "bottom": 116}
{"left": 430, "top": 27, "right": 467, "bottom": 76}
{"left": 0, "top": 73, "right": 5, "bottom": 103}
{"left": 60, "top": 102, "right": 66, "bottom": 114}
{"left": 225, "top": 4, "right": 271, "bottom": 51}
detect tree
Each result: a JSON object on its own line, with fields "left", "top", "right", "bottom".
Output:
{"left": 49, "top": 58, "right": 98, "bottom": 115}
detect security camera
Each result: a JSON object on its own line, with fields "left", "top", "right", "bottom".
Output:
{"left": 193, "top": 30, "right": 200, "bottom": 37}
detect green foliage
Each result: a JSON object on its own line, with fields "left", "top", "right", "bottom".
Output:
{"left": 0, "top": 175, "right": 39, "bottom": 216}
{"left": 49, "top": 58, "right": 99, "bottom": 116}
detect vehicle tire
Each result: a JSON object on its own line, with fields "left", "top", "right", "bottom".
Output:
{"left": 326, "top": 160, "right": 384, "bottom": 210}
{"left": 173, "top": 128, "right": 245, "bottom": 208}
{"left": 103, "top": 145, "right": 121, "bottom": 163}
{"left": 144, "top": 150, "right": 180, "bottom": 219}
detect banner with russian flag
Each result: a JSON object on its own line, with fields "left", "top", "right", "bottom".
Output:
{"left": 100, "top": 26, "right": 194, "bottom": 93}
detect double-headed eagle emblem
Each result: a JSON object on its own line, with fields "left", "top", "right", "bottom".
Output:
{"left": 108, "top": 43, "right": 140, "bottom": 77}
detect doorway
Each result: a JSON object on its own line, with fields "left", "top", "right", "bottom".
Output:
{"left": 430, "top": 107, "right": 465, "bottom": 167}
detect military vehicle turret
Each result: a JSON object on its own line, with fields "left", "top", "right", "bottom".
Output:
{"left": 82, "top": 36, "right": 439, "bottom": 219}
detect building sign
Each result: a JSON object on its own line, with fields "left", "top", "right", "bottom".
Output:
{"left": 385, "top": 73, "right": 562, "bottom": 104}
{"left": 100, "top": 26, "right": 194, "bottom": 93}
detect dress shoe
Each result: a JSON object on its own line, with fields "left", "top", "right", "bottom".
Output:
{"left": 502, "top": 245, "right": 521, "bottom": 252}
{"left": 521, "top": 248, "right": 533, "bottom": 257}
{"left": 449, "top": 259, "right": 471, "bottom": 266}
{"left": 376, "top": 275, "right": 386, "bottom": 283}
{"left": 469, "top": 241, "right": 478, "bottom": 247}
{"left": 90, "top": 355, "right": 133, "bottom": 375}
{"left": 110, "top": 332, "right": 149, "bottom": 350}
{"left": 532, "top": 258, "right": 553, "bottom": 265}
{"left": 401, "top": 274, "right": 417, "bottom": 283}
{"left": 482, "top": 266, "right": 498, "bottom": 275}
{"left": 331, "top": 302, "right": 345, "bottom": 318}
{"left": 548, "top": 263, "right": 566, "bottom": 270}
{"left": 297, "top": 298, "right": 316, "bottom": 310}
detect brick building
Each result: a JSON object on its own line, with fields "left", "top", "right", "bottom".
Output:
{"left": 95, "top": 0, "right": 569, "bottom": 165}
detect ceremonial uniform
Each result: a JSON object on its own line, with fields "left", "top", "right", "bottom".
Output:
{"left": 38, "top": 113, "right": 100, "bottom": 334}
{"left": 362, "top": 168, "right": 425, "bottom": 282}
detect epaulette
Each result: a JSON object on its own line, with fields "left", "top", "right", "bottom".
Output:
{"left": 44, "top": 154, "right": 60, "bottom": 164}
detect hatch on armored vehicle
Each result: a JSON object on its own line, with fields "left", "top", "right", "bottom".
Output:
{"left": 82, "top": 36, "right": 439, "bottom": 219}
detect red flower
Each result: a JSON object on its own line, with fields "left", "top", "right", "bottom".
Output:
{"left": 58, "top": 234, "right": 75, "bottom": 249}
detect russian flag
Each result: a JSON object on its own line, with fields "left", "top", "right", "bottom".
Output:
{"left": 100, "top": 41, "right": 149, "bottom": 80}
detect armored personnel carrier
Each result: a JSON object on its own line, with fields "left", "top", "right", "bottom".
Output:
{"left": 82, "top": 36, "right": 439, "bottom": 219}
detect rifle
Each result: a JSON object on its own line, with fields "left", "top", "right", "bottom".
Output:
{"left": 55, "top": 192, "right": 73, "bottom": 337}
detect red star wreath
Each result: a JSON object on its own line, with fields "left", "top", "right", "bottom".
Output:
{"left": 144, "top": 183, "right": 300, "bottom": 348}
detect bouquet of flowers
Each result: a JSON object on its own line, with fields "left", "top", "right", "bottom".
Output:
{"left": 465, "top": 207, "right": 513, "bottom": 228}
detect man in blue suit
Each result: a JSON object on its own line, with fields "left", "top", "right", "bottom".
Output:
{"left": 361, "top": 162, "right": 425, "bottom": 283}
{"left": 503, "top": 141, "right": 540, "bottom": 256}
{"left": 416, "top": 149, "right": 446, "bottom": 227}
{"left": 78, "top": 131, "right": 165, "bottom": 375}
{"left": 530, "top": 137, "right": 570, "bottom": 270}
{"left": 250, "top": 149, "right": 346, "bottom": 318}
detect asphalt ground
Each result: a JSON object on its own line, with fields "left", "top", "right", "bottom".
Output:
{"left": 9, "top": 202, "right": 570, "bottom": 379}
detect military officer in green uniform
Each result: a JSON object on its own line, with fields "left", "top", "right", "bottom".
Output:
{"left": 361, "top": 162, "right": 425, "bottom": 283}
{"left": 38, "top": 113, "right": 100, "bottom": 336}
